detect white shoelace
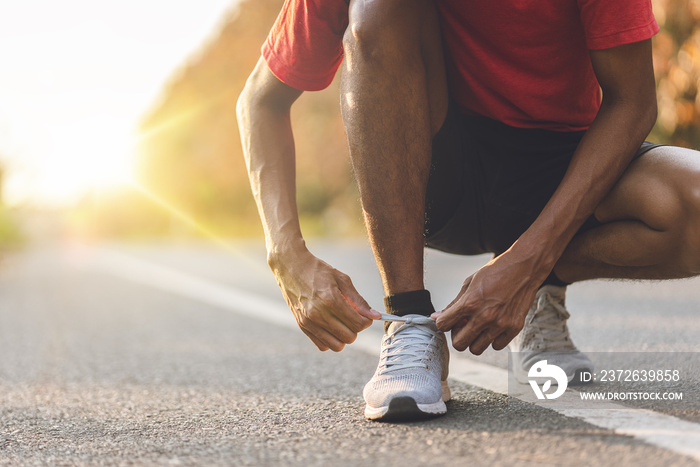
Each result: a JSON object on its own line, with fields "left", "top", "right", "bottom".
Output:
{"left": 524, "top": 292, "right": 574, "bottom": 351}
{"left": 377, "top": 312, "right": 435, "bottom": 326}
{"left": 376, "top": 312, "right": 440, "bottom": 374}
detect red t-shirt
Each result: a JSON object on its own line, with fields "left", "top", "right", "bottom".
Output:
{"left": 262, "top": 0, "right": 658, "bottom": 131}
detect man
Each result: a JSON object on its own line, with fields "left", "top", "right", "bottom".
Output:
{"left": 237, "top": 0, "right": 700, "bottom": 421}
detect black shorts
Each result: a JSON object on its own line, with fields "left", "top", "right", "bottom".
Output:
{"left": 424, "top": 105, "right": 664, "bottom": 256}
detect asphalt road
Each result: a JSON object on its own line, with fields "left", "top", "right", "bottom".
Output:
{"left": 1, "top": 239, "right": 699, "bottom": 466}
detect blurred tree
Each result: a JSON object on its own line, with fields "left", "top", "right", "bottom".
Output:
{"left": 651, "top": 0, "right": 700, "bottom": 148}
{"left": 132, "top": 0, "right": 699, "bottom": 240}
{"left": 137, "top": 0, "right": 361, "bottom": 237}
{"left": 0, "top": 161, "right": 24, "bottom": 248}
{"left": 0, "top": 163, "right": 4, "bottom": 207}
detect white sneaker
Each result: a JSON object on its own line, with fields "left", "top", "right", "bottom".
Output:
{"left": 510, "top": 285, "right": 593, "bottom": 385}
{"left": 363, "top": 313, "right": 450, "bottom": 421}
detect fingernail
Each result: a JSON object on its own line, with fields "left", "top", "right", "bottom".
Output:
{"left": 370, "top": 309, "right": 382, "bottom": 319}
{"left": 430, "top": 311, "right": 441, "bottom": 319}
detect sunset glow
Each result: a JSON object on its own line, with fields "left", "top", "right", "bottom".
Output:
{"left": 0, "top": 0, "right": 236, "bottom": 206}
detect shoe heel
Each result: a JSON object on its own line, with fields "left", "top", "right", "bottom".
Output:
{"left": 441, "top": 380, "right": 451, "bottom": 402}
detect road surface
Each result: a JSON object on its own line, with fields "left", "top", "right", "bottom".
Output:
{"left": 1, "top": 239, "right": 699, "bottom": 465}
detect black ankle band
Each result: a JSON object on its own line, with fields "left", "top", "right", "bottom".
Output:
{"left": 384, "top": 289, "right": 435, "bottom": 317}
{"left": 540, "top": 270, "right": 569, "bottom": 288}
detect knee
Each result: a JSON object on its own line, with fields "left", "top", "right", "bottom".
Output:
{"left": 343, "top": 0, "right": 424, "bottom": 65}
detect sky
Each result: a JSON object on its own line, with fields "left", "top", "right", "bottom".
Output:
{"left": 0, "top": 0, "right": 238, "bottom": 207}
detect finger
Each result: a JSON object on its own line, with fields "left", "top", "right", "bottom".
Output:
{"left": 492, "top": 329, "right": 519, "bottom": 351}
{"left": 301, "top": 288, "right": 359, "bottom": 340}
{"left": 299, "top": 297, "right": 360, "bottom": 348}
{"left": 306, "top": 299, "right": 361, "bottom": 345}
{"left": 434, "top": 300, "right": 474, "bottom": 332}
{"left": 300, "top": 327, "right": 330, "bottom": 351}
{"left": 301, "top": 321, "right": 347, "bottom": 352}
{"left": 442, "top": 318, "right": 469, "bottom": 339}
{"left": 337, "top": 276, "right": 381, "bottom": 321}
{"left": 450, "top": 319, "right": 485, "bottom": 352}
{"left": 319, "top": 312, "right": 360, "bottom": 345}
{"left": 326, "top": 296, "right": 368, "bottom": 335}
{"left": 450, "top": 318, "right": 468, "bottom": 336}
{"left": 333, "top": 285, "right": 377, "bottom": 333}
{"left": 432, "top": 275, "right": 474, "bottom": 320}
{"left": 469, "top": 329, "right": 499, "bottom": 355}
{"left": 337, "top": 293, "right": 377, "bottom": 327}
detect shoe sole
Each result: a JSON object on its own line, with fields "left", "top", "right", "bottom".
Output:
{"left": 364, "top": 380, "right": 450, "bottom": 422}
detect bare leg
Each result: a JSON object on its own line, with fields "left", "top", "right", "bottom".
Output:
{"left": 554, "top": 146, "right": 700, "bottom": 282}
{"left": 340, "top": 0, "right": 447, "bottom": 295}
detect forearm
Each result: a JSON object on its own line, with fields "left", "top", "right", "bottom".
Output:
{"left": 237, "top": 60, "right": 376, "bottom": 351}
{"left": 237, "top": 63, "right": 307, "bottom": 267}
{"left": 509, "top": 98, "right": 657, "bottom": 278}
{"left": 242, "top": 106, "right": 305, "bottom": 257}
{"left": 504, "top": 39, "right": 658, "bottom": 281}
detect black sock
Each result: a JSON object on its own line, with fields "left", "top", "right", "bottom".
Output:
{"left": 384, "top": 289, "right": 435, "bottom": 317}
{"left": 540, "top": 270, "right": 569, "bottom": 288}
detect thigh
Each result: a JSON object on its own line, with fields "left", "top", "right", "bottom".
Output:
{"left": 594, "top": 145, "right": 700, "bottom": 230}
{"left": 345, "top": 0, "right": 448, "bottom": 135}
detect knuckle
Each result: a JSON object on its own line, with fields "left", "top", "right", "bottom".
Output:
{"left": 306, "top": 307, "right": 324, "bottom": 323}
{"left": 484, "top": 308, "right": 500, "bottom": 321}
{"left": 480, "top": 310, "right": 502, "bottom": 327}
{"left": 453, "top": 318, "right": 469, "bottom": 330}
{"left": 335, "top": 271, "right": 351, "bottom": 284}
{"left": 494, "top": 318, "right": 511, "bottom": 329}
{"left": 297, "top": 312, "right": 312, "bottom": 327}
{"left": 315, "top": 291, "right": 334, "bottom": 308}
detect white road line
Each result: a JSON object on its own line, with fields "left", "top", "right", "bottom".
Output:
{"left": 87, "top": 248, "right": 700, "bottom": 462}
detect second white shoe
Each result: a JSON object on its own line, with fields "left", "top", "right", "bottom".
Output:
{"left": 510, "top": 285, "right": 593, "bottom": 385}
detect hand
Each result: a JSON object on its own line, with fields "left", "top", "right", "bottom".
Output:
{"left": 431, "top": 252, "right": 544, "bottom": 355}
{"left": 270, "top": 248, "right": 380, "bottom": 352}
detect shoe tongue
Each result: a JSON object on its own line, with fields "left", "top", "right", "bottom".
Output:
{"left": 387, "top": 314, "right": 436, "bottom": 334}
{"left": 538, "top": 300, "right": 570, "bottom": 321}
{"left": 532, "top": 309, "right": 569, "bottom": 332}
{"left": 537, "top": 285, "right": 566, "bottom": 301}
{"left": 533, "top": 287, "right": 569, "bottom": 321}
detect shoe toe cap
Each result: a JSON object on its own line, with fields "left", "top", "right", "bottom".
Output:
{"left": 363, "top": 374, "right": 443, "bottom": 407}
